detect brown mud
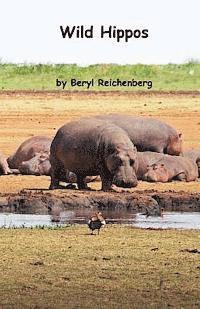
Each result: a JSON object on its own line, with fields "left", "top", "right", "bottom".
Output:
{"left": 0, "top": 189, "right": 199, "bottom": 214}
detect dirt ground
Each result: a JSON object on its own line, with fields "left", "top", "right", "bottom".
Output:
{"left": 0, "top": 91, "right": 199, "bottom": 194}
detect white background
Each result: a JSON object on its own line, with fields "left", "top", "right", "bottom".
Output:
{"left": 0, "top": 0, "right": 199, "bottom": 64}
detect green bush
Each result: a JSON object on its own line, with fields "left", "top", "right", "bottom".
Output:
{"left": 0, "top": 61, "right": 199, "bottom": 90}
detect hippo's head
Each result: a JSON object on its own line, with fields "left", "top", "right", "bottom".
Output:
{"left": 143, "top": 163, "right": 169, "bottom": 182}
{"left": 19, "top": 152, "right": 51, "bottom": 175}
{"left": 166, "top": 133, "right": 183, "bottom": 155}
{"left": 106, "top": 147, "right": 138, "bottom": 188}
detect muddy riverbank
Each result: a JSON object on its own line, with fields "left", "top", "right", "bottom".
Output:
{"left": 0, "top": 189, "right": 199, "bottom": 215}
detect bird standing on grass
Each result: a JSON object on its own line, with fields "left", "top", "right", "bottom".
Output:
{"left": 88, "top": 212, "right": 106, "bottom": 235}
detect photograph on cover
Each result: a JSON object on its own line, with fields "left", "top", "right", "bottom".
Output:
{"left": 0, "top": 0, "right": 199, "bottom": 307}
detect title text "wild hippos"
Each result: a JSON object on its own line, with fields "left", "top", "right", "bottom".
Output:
{"left": 59, "top": 25, "right": 149, "bottom": 43}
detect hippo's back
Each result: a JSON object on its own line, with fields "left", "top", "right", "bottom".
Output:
{"left": 96, "top": 114, "right": 181, "bottom": 154}
{"left": 183, "top": 149, "right": 200, "bottom": 162}
{"left": 50, "top": 120, "right": 100, "bottom": 173}
{"left": 50, "top": 117, "right": 135, "bottom": 175}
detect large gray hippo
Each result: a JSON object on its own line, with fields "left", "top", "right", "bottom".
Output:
{"left": 0, "top": 151, "right": 12, "bottom": 175}
{"left": 49, "top": 118, "right": 138, "bottom": 191}
{"left": 8, "top": 136, "right": 51, "bottom": 172}
{"left": 96, "top": 114, "right": 182, "bottom": 155}
{"left": 183, "top": 149, "right": 200, "bottom": 177}
{"left": 140, "top": 153, "right": 198, "bottom": 182}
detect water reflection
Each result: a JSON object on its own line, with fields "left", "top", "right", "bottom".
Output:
{"left": 134, "top": 212, "right": 200, "bottom": 230}
{"left": 51, "top": 209, "right": 137, "bottom": 224}
{"left": 0, "top": 211, "right": 199, "bottom": 229}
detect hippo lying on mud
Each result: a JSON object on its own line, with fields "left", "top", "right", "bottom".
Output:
{"left": 136, "top": 152, "right": 165, "bottom": 180}
{"left": 96, "top": 114, "right": 182, "bottom": 155}
{"left": 7, "top": 136, "right": 52, "bottom": 175}
{"left": 49, "top": 118, "right": 138, "bottom": 191}
{"left": 7, "top": 135, "right": 69, "bottom": 177}
{"left": 140, "top": 153, "right": 198, "bottom": 182}
{"left": 8, "top": 136, "right": 72, "bottom": 177}
{"left": 0, "top": 151, "right": 13, "bottom": 175}
{"left": 18, "top": 152, "right": 51, "bottom": 176}
{"left": 183, "top": 149, "right": 200, "bottom": 177}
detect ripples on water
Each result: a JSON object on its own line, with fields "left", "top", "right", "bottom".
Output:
{"left": 0, "top": 211, "right": 199, "bottom": 229}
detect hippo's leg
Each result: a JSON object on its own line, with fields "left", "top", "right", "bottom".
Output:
{"left": 101, "top": 179, "right": 113, "bottom": 191}
{"left": 77, "top": 175, "right": 91, "bottom": 190}
{"left": 1, "top": 160, "right": 13, "bottom": 175}
{"left": 49, "top": 176, "right": 59, "bottom": 190}
{"left": 49, "top": 159, "right": 64, "bottom": 190}
{"left": 176, "top": 172, "right": 187, "bottom": 181}
{"left": 98, "top": 166, "right": 113, "bottom": 191}
{"left": 100, "top": 173, "right": 113, "bottom": 191}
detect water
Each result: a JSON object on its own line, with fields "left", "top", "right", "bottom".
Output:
{"left": 0, "top": 213, "right": 53, "bottom": 228}
{"left": 134, "top": 212, "right": 200, "bottom": 230}
{"left": 0, "top": 211, "right": 199, "bottom": 229}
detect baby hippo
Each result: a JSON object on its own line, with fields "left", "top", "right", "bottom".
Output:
{"left": 143, "top": 155, "right": 198, "bottom": 182}
{"left": 18, "top": 152, "right": 51, "bottom": 176}
{"left": 7, "top": 136, "right": 52, "bottom": 169}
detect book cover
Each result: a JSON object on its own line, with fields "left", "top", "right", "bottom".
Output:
{"left": 0, "top": 0, "right": 199, "bottom": 307}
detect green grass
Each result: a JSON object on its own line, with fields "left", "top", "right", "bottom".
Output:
{"left": 0, "top": 225, "right": 199, "bottom": 308}
{"left": 0, "top": 61, "right": 200, "bottom": 91}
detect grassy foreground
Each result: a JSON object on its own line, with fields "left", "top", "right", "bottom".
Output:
{"left": 0, "top": 62, "right": 200, "bottom": 91}
{"left": 0, "top": 226, "right": 199, "bottom": 308}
